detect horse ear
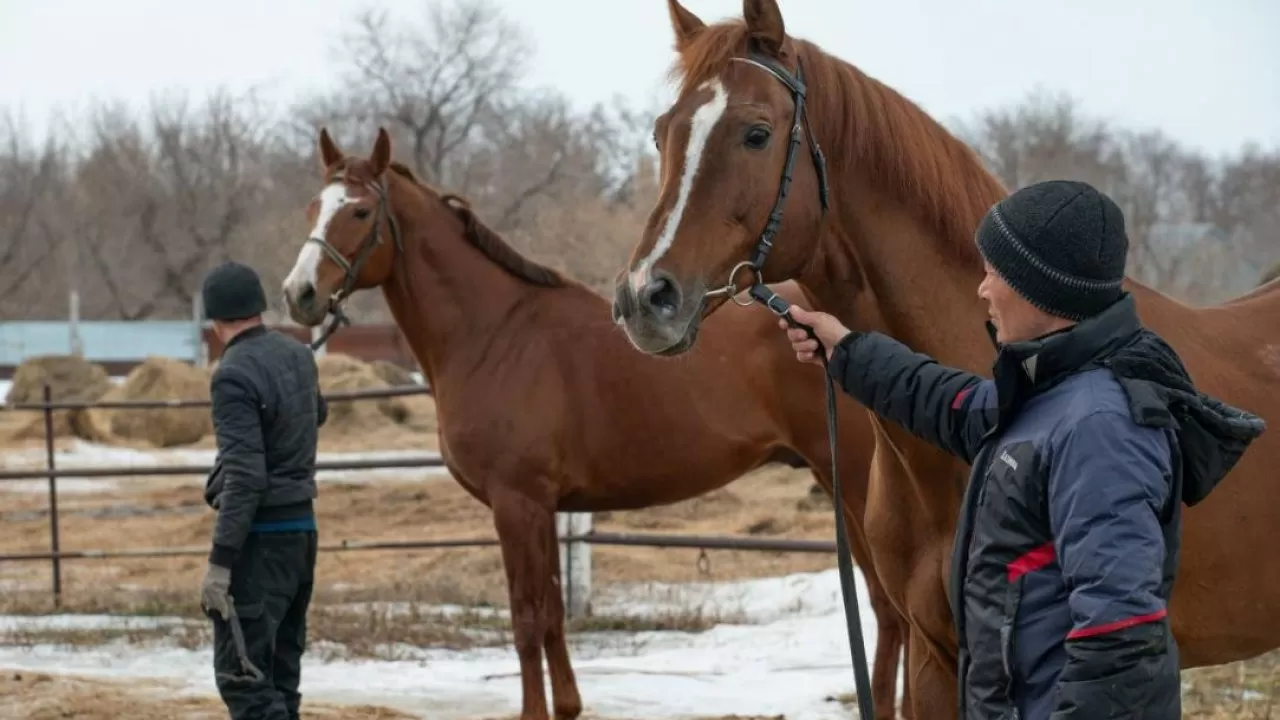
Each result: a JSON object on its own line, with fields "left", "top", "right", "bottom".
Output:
{"left": 370, "top": 127, "right": 392, "bottom": 176}
{"left": 318, "top": 127, "right": 343, "bottom": 170}
{"left": 667, "top": 0, "right": 705, "bottom": 49}
{"left": 743, "top": 0, "right": 785, "bottom": 57}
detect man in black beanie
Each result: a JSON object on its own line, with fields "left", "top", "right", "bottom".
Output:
{"left": 781, "top": 180, "right": 1265, "bottom": 719}
{"left": 199, "top": 260, "right": 328, "bottom": 720}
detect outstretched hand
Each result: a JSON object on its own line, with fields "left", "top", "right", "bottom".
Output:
{"left": 779, "top": 305, "right": 852, "bottom": 366}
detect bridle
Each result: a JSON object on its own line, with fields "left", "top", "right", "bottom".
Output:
{"left": 702, "top": 51, "right": 831, "bottom": 306}
{"left": 305, "top": 173, "right": 403, "bottom": 351}
{"left": 702, "top": 50, "right": 876, "bottom": 720}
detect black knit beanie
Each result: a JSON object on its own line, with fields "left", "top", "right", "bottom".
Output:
{"left": 975, "top": 179, "right": 1128, "bottom": 321}
{"left": 201, "top": 261, "right": 267, "bottom": 321}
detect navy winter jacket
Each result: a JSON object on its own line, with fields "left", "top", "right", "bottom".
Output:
{"left": 827, "top": 293, "right": 1265, "bottom": 719}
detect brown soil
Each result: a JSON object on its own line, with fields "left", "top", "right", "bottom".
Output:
{"left": 0, "top": 669, "right": 784, "bottom": 720}
{"left": 1, "top": 664, "right": 1273, "bottom": 720}
{"left": 0, "top": 670, "right": 415, "bottom": 719}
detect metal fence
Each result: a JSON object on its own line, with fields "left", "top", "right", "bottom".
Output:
{"left": 1, "top": 382, "right": 837, "bottom": 609}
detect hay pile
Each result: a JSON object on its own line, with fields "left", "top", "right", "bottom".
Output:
{"left": 1, "top": 354, "right": 113, "bottom": 442}
{"left": 88, "top": 356, "right": 212, "bottom": 448}
{"left": 317, "top": 354, "right": 435, "bottom": 442}
{"left": 371, "top": 359, "right": 417, "bottom": 387}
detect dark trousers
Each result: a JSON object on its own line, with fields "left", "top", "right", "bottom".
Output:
{"left": 210, "top": 530, "right": 318, "bottom": 720}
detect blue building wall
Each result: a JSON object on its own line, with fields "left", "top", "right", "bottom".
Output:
{"left": 0, "top": 321, "right": 201, "bottom": 367}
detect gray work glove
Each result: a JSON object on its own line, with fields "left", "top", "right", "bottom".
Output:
{"left": 200, "top": 563, "right": 232, "bottom": 620}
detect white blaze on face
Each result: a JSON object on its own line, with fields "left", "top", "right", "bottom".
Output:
{"left": 628, "top": 79, "right": 729, "bottom": 295}
{"left": 284, "top": 182, "right": 352, "bottom": 296}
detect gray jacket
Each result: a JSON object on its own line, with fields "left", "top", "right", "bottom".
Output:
{"left": 204, "top": 325, "right": 327, "bottom": 568}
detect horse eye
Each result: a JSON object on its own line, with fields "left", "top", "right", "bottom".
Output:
{"left": 744, "top": 125, "right": 771, "bottom": 150}
{"left": 651, "top": 129, "right": 660, "bottom": 149}
{"left": 353, "top": 208, "right": 371, "bottom": 220}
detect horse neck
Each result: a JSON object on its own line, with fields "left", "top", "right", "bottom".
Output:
{"left": 378, "top": 188, "right": 536, "bottom": 389}
{"left": 796, "top": 71, "right": 1002, "bottom": 375}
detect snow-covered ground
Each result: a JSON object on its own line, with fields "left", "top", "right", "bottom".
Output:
{"left": 0, "top": 568, "right": 892, "bottom": 719}
{"left": 0, "top": 439, "right": 447, "bottom": 493}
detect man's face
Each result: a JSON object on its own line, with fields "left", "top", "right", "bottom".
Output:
{"left": 977, "top": 261, "right": 1057, "bottom": 344}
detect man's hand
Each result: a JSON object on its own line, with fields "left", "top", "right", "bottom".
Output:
{"left": 778, "top": 305, "right": 852, "bottom": 365}
{"left": 201, "top": 563, "right": 232, "bottom": 620}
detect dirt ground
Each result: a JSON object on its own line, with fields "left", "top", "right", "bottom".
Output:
{"left": 0, "top": 463, "right": 837, "bottom": 619}
{"left": 0, "top": 670, "right": 791, "bottom": 720}
{"left": 2, "top": 438, "right": 1278, "bottom": 717}
{"left": 0, "top": 669, "right": 414, "bottom": 719}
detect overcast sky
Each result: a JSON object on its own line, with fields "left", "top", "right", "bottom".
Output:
{"left": 2, "top": 0, "right": 1277, "bottom": 158}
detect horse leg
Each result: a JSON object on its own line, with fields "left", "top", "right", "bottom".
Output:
{"left": 542, "top": 517, "right": 583, "bottom": 719}
{"left": 856, "top": 540, "right": 904, "bottom": 720}
{"left": 491, "top": 488, "right": 553, "bottom": 720}
{"left": 899, "top": 614, "right": 915, "bottom": 720}
{"left": 906, "top": 625, "right": 957, "bottom": 720}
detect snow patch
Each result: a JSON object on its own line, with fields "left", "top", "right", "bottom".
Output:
{"left": 0, "top": 568, "right": 893, "bottom": 719}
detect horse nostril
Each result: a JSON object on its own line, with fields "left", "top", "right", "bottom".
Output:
{"left": 641, "top": 275, "right": 681, "bottom": 319}
{"left": 297, "top": 284, "right": 317, "bottom": 310}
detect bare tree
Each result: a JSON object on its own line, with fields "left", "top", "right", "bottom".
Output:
{"left": 47, "top": 90, "right": 272, "bottom": 320}
{"left": 0, "top": 112, "right": 69, "bottom": 317}
{"left": 956, "top": 89, "right": 1280, "bottom": 303}
{"left": 331, "top": 0, "right": 529, "bottom": 184}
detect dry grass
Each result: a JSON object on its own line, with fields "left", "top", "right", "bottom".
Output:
{"left": 0, "top": 670, "right": 417, "bottom": 719}
{"left": 1181, "top": 652, "right": 1280, "bottom": 718}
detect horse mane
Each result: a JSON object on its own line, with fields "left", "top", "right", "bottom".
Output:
{"left": 387, "top": 161, "right": 566, "bottom": 288}
{"left": 671, "top": 21, "right": 1008, "bottom": 265}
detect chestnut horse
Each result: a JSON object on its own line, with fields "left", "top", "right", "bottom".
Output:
{"left": 612, "top": 1, "right": 1279, "bottom": 718}
{"left": 280, "top": 127, "right": 912, "bottom": 719}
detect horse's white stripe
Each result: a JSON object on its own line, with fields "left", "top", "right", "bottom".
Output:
{"left": 629, "top": 79, "right": 729, "bottom": 294}
{"left": 285, "top": 182, "right": 350, "bottom": 291}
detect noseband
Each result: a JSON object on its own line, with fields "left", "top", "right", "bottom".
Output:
{"left": 703, "top": 52, "right": 831, "bottom": 305}
{"left": 306, "top": 174, "right": 403, "bottom": 351}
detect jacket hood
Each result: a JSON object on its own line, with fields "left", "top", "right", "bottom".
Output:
{"left": 988, "top": 293, "right": 1266, "bottom": 506}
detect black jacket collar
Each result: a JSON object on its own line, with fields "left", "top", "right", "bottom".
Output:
{"left": 223, "top": 323, "right": 267, "bottom": 352}
{"left": 987, "top": 293, "right": 1141, "bottom": 394}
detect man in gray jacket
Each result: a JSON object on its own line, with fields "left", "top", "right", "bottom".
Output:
{"left": 199, "top": 260, "right": 327, "bottom": 720}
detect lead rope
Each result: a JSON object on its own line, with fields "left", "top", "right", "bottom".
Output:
{"left": 217, "top": 602, "right": 266, "bottom": 685}
{"left": 748, "top": 283, "right": 875, "bottom": 720}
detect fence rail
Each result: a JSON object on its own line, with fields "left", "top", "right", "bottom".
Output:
{"left": 1, "top": 382, "right": 838, "bottom": 613}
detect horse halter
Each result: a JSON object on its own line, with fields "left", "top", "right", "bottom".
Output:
{"left": 703, "top": 51, "right": 831, "bottom": 306}
{"left": 306, "top": 174, "right": 404, "bottom": 351}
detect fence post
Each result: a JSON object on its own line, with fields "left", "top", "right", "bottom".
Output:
{"left": 192, "top": 291, "right": 206, "bottom": 368}
{"left": 42, "top": 384, "right": 62, "bottom": 608}
{"left": 557, "top": 512, "right": 592, "bottom": 619}
{"left": 68, "top": 291, "right": 83, "bottom": 357}
{"left": 311, "top": 325, "right": 327, "bottom": 357}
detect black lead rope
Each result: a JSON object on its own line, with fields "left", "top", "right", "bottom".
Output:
{"left": 215, "top": 601, "right": 266, "bottom": 685}
{"left": 749, "top": 283, "right": 876, "bottom": 720}
{"left": 724, "top": 47, "right": 875, "bottom": 720}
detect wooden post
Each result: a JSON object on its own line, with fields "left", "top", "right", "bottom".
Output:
{"left": 192, "top": 292, "right": 206, "bottom": 368}
{"left": 557, "top": 512, "right": 593, "bottom": 619}
{"left": 68, "top": 291, "right": 82, "bottom": 357}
